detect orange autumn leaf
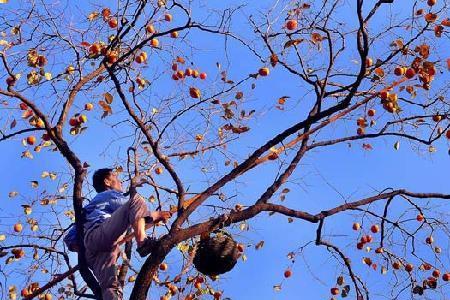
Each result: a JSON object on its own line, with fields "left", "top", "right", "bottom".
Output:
{"left": 311, "top": 32, "right": 323, "bottom": 44}
{"left": 284, "top": 39, "right": 304, "bottom": 49}
{"left": 416, "top": 44, "right": 430, "bottom": 59}
{"left": 176, "top": 56, "right": 185, "bottom": 64}
{"left": 270, "top": 54, "right": 278, "bottom": 67}
{"left": 434, "top": 25, "right": 443, "bottom": 37}
{"left": 374, "top": 67, "right": 385, "bottom": 77}
{"left": 104, "top": 92, "right": 113, "bottom": 104}
{"left": 189, "top": 87, "right": 201, "bottom": 98}
{"left": 278, "top": 96, "right": 290, "bottom": 105}
{"left": 425, "top": 13, "right": 438, "bottom": 22}
{"left": 22, "top": 109, "right": 34, "bottom": 119}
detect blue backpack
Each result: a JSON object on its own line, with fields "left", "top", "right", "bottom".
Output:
{"left": 63, "top": 224, "right": 80, "bottom": 252}
{"left": 63, "top": 207, "right": 90, "bottom": 252}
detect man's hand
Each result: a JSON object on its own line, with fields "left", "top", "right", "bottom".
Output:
{"left": 151, "top": 211, "right": 172, "bottom": 224}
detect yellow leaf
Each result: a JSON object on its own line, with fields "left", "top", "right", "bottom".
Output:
{"left": 176, "top": 242, "right": 189, "bottom": 253}
{"left": 27, "top": 70, "right": 41, "bottom": 85}
{"left": 44, "top": 72, "right": 52, "bottom": 80}
{"left": 87, "top": 11, "right": 99, "bottom": 21}
{"left": 64, "top": 210, "right": 75, "bottom": 218}
{"left": 22, "top": 205, "right": 32, "bottom": 215}
{"left": 239, "top": 222, "right": 247, "bottom": 231}
{"left": 21, "top": 150, "right": 33, "bottom": 159}
{"left": 5, "top": 256, "right": 14, "bottom": 264}
{"left": 11, "top": 27, "right": 19, "bottom": 35}
{"left": 0, "top": 39, "right": 10, "bottom": 46}
{"left": 59, "top": 183, "right": 68, "bottom": 193}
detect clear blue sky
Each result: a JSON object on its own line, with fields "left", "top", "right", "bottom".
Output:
{"left": 0, "top": 0, "right": 449, "bottom": 299}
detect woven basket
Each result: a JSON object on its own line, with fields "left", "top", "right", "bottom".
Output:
{"left": 193, "top": 231, "right": 239, "bottom": 276}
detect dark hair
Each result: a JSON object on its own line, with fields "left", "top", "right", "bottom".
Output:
{"left": 92, "top": 168, "right": 113, "bottom": 193}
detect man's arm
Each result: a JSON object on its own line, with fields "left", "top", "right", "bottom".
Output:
{"left": 118, "top": 211, "right": 172, "bottom": 245}
{"left": 149, "top": 211, "right": 172, "bottom": 223}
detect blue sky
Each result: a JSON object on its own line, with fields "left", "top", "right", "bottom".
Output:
{"left": 0, "top": 0, "right": 449, "bottom": 299}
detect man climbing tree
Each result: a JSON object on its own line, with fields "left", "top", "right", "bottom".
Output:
{"left": 79, "top": 168, "right": 171, "bottom": 299}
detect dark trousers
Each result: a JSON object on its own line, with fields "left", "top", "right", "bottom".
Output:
{"left": 84, "top": 195, "right": 150, "bottom": 300}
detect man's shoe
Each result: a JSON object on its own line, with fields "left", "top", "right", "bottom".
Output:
{"left": 136, "top": 237, "right": 157, "bottom": 257}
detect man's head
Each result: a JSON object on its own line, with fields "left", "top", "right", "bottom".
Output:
{"left": 92, "top": 168, "right": 123, "bottom": 193}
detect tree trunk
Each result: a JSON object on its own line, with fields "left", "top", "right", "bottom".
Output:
{"left": 130, "top": 242, "right": 171, "bottom": 300}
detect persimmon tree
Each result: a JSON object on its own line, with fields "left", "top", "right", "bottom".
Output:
{"left": 1, "top": 0, "right": 450, "bottom": 299}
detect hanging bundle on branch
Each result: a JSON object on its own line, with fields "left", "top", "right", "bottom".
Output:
{"left": 193, "top": 230, "right": 240, "bottom": 276}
